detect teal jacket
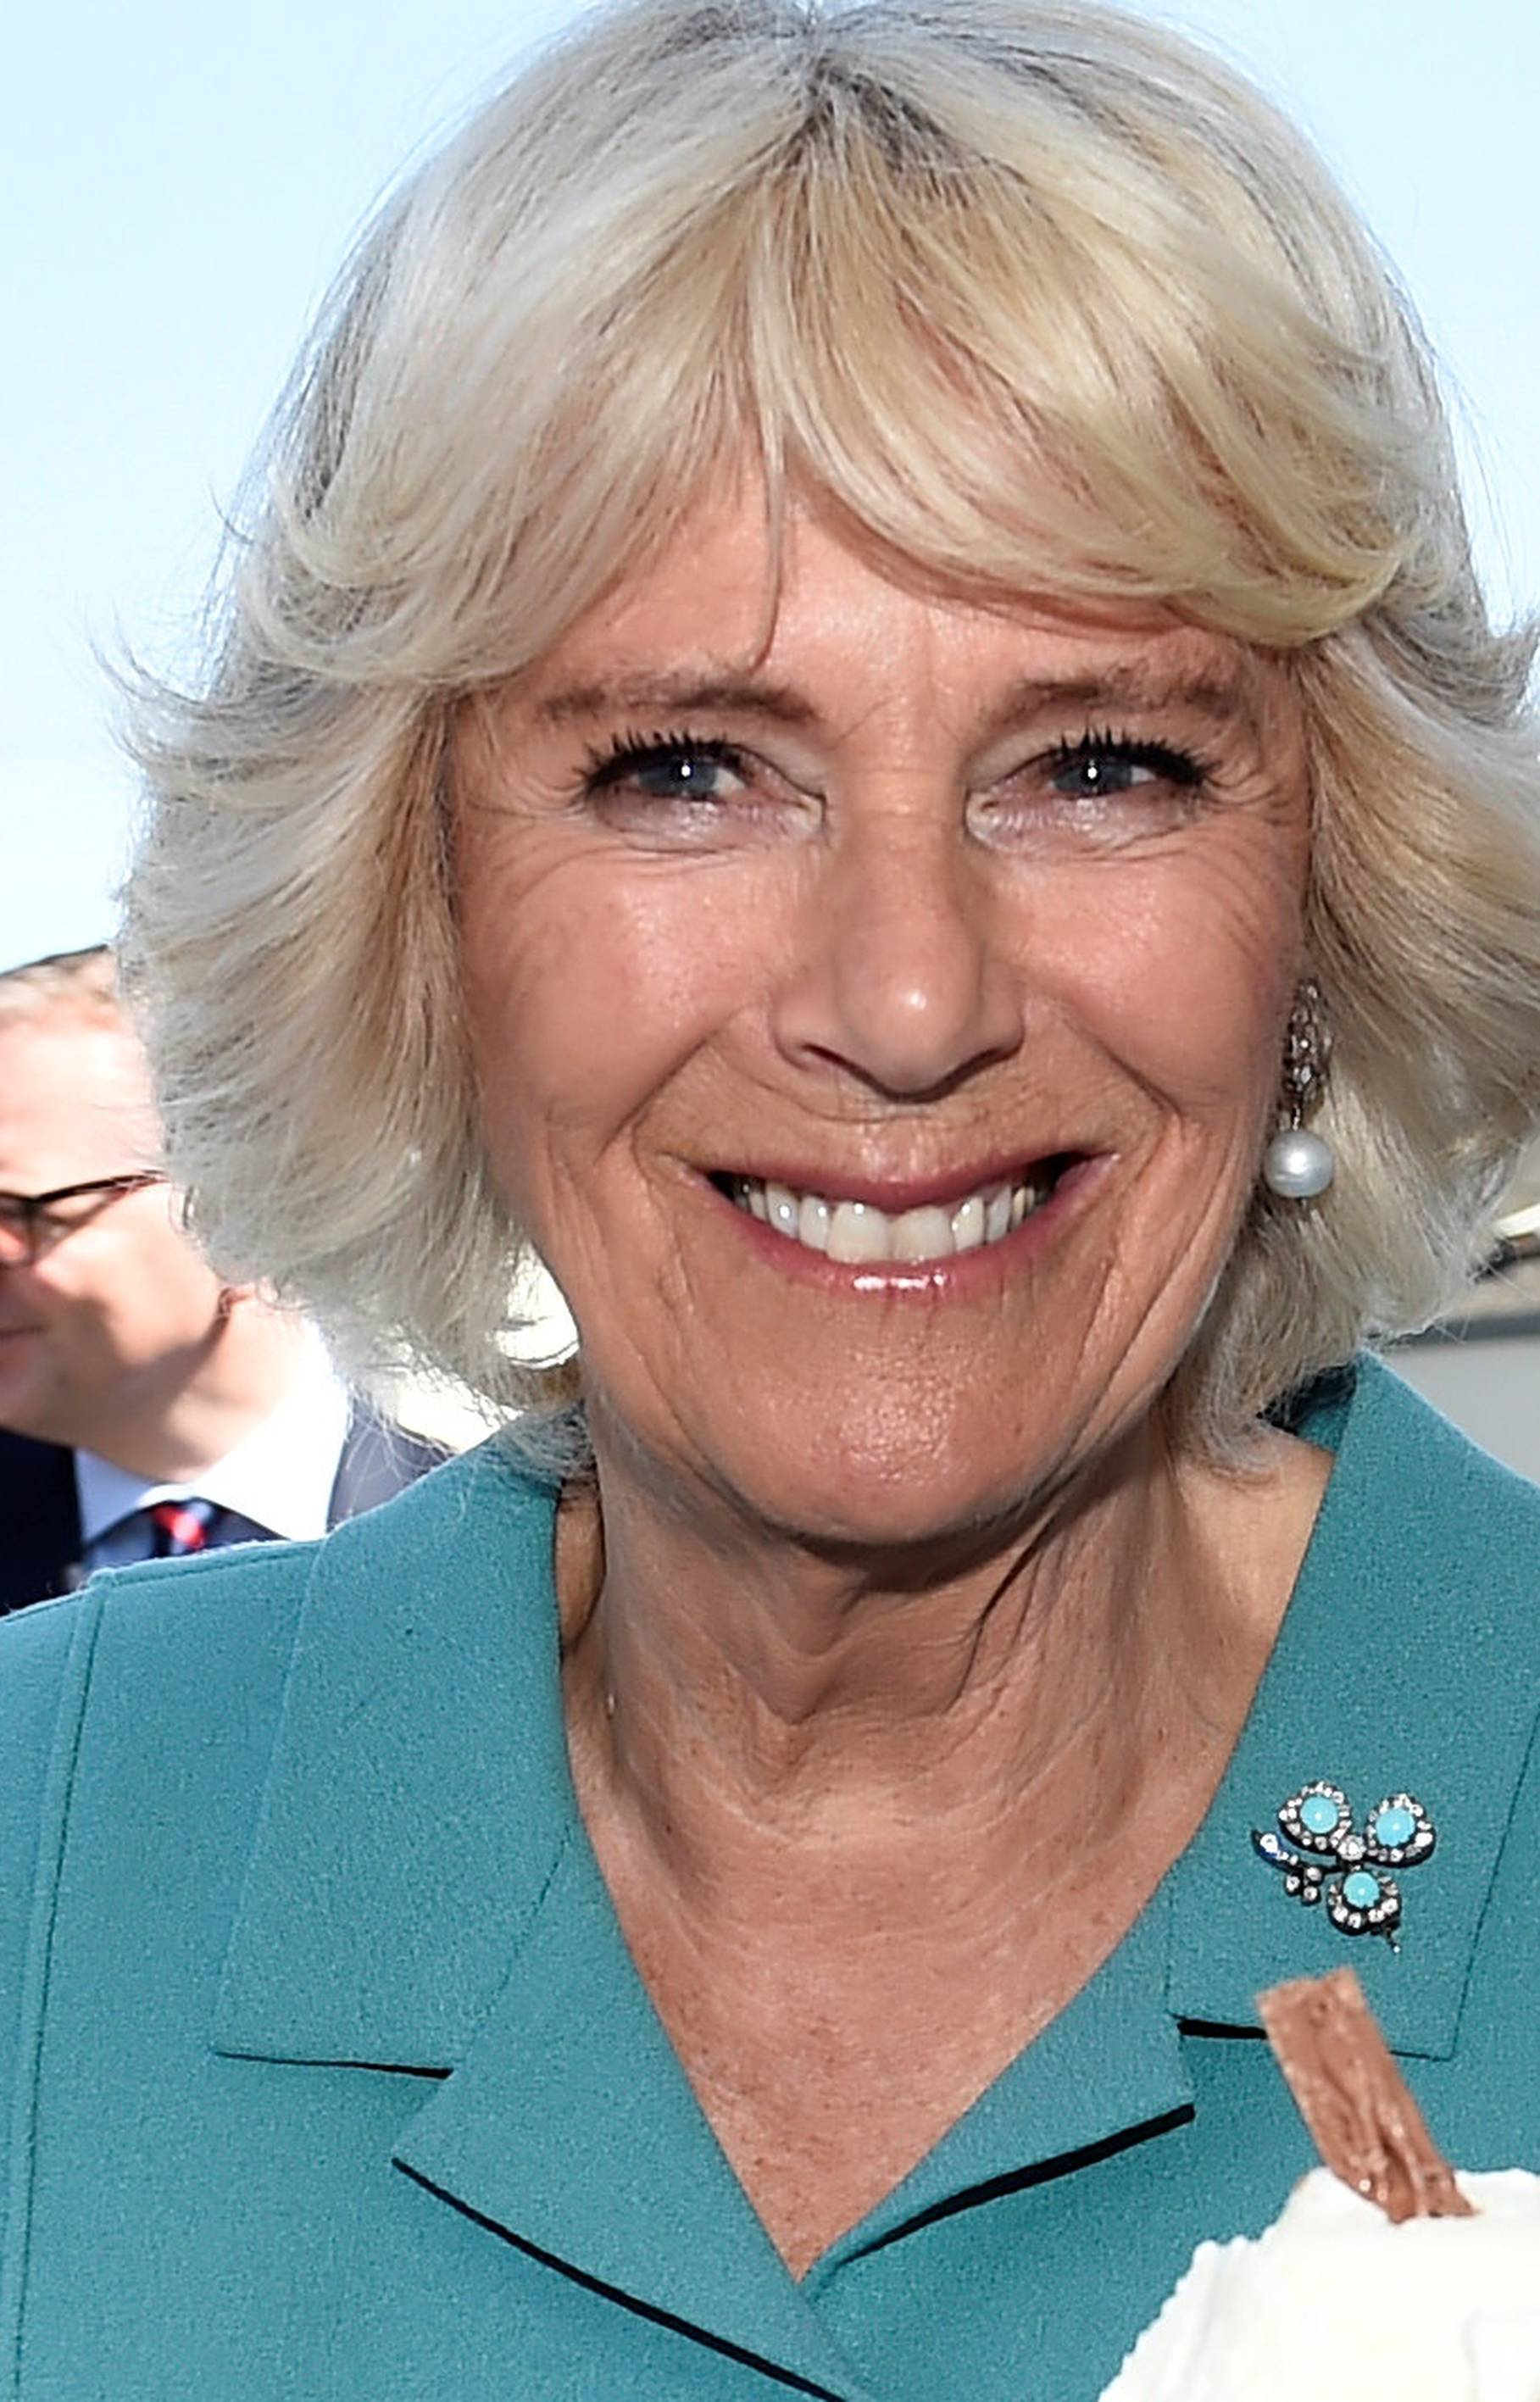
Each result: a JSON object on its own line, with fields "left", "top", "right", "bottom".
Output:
{"left": 3, "top": 1358, "right": 1537, "bottom": 2400}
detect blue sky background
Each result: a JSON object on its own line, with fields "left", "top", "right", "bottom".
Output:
{"left": 7, "top": 0, "right": 1538, "bottom": 971}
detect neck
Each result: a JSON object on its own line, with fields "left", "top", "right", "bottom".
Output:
{"left": 86, "top": 1307, "right": 316, "bottom": 1485}
{"left": 561, "top": 1413, "right": 1326, "bottom": 1918}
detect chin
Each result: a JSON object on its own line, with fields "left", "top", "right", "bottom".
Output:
{"left": 707, "top": 1410, "right": 1065, "bottom": 1562}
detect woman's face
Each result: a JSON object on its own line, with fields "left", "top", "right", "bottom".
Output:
{"left": 455, "top": 498, "right": 1312, "bottom": 1544}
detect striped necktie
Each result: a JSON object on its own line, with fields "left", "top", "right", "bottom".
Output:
{"left": 147, "top": 1498, "right": 219, "bottom": 1557}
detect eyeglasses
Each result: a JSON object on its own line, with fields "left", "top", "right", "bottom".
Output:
{"left": 0, "top": 1173, "right": 168, "bottom": 1267}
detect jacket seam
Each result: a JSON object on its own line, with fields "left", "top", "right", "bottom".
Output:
{"left": 0, "top": 1597, "right": 105, "bottom": 2399}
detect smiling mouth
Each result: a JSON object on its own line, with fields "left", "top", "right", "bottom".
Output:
{"left": 711, "top": 1157, "right": 1081, "bottom": 1265}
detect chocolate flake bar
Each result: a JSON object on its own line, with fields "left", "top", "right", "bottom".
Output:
{"left": 1257, "top": 1966, "right": 1475, "bottom": 2223}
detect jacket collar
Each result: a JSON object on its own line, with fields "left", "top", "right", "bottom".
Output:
{"left": 214, "top": 1441, "right": 881, "bottom": 2396}
{"left": 213, "top": 1359, "right": 1540, "bottom": 2371}
{"left": 391, "top": 1816, "right": 881, "bottom": 2398}
{"left": 214, "top": 1440, "right": 572, "bottom": 2066}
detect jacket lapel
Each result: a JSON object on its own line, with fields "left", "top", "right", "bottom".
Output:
{"left": 807, "top": 1891, "right": 1193, "bottom": 2277}
{"left": 1166, "top": 1357, "right": 1540, "bottom": 2056}
{"left": 215, "top": 1443, "right": 570, "bottom": 2064}
{"left": 393, "top": 1827, "right": 877, "bottom": 2399}
{"left": 214, "top": 1442, "right": 874, "bottom": 2396}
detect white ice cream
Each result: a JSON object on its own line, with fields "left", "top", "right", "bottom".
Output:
{"left": 1100, "top": 2167, "right": 1540, "bottom": 2402}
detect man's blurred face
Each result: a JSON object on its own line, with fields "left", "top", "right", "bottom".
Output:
{"left": 0, "top": 1005, "right": 227, "bottom": 1452}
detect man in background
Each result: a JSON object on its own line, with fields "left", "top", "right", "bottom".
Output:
{"left": 0, "top": 946, "right": 441, "bottom": 1610}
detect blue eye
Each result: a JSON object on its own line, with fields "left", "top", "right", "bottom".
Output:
{"left": 584, "top": 731, "right": 747, "bottom": 805}
{"left": 1045, "top": 732, "right": 1206, "bottom": 802}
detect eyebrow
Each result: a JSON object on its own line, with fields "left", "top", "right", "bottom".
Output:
{"left": 977, "top": 665, "right": 1253, "bottom": 736}
{"left": 531, "top": 659, "right": 1254, "bottom": 738}
{"left": 533, "top": 672, "right": 821, "bottom": 731}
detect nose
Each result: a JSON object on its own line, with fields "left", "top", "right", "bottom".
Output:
{"left": 771, "top": 809, "right": 1026, "bottom": 1098}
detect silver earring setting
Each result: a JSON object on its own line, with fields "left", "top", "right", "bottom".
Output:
{"left": 1262, "top": 981, "right": 1336, "bottom": 1201}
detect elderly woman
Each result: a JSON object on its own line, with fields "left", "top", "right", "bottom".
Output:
{"left": 4, "top": 1, "right": 1539, "bottom": 2395}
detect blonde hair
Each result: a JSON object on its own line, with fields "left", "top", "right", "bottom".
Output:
{"left": 122, "top": 0, "right": 1540, "bottom": 1465}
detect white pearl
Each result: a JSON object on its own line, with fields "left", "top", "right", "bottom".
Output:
{"left": 1263, "top": 1126, "right": 1336, "bottom": 1199}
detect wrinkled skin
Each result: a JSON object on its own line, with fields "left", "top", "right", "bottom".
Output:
{"left": 451, "top": 496, "right": 1326, "bottom": 2274}
{"left": 456, "top": 498, "right": 1312, "bottom": 1554}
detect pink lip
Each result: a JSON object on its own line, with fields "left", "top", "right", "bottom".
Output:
{"left": 703, "top": 1154, "right": 1107, "bottom": 1296}
{"left": 705, "top": 1151, "right": 1086, "bottom": 1215}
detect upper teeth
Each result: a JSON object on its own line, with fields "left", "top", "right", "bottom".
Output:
{"left": 730, "top": 1174, "right": 1050, "bottom": 1263}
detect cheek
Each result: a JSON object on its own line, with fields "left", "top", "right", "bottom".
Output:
{"left": 39, "top": 1223, "right": 209, "bottom": 1340}
{"left": 30, "top": 1250, "right": 108, "bottom": 1319}
{"left": 1031, "top": 841, "right": 1304, "bottom": 1120}
{"left": 458, "top": 843, "right": 760, "bottom": 1197}
{"left": 23, "top": 1270, "right": 123, "bottom": 1382}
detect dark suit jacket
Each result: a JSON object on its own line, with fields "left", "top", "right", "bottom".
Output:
{"left": 0, "top": 1410, "right": 444, "bottom": 1615}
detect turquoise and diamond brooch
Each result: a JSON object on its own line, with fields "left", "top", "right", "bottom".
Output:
{"left": 1252, "top": 1780, "right": 1436, "bottom": 1949}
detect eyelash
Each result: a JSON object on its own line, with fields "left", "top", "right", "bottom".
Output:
{"left": 581, "top": 727, "right": 746, "bottom": 792}
{"left": 1043, "top": 726, "right": 1212, "bottom": 792}
{"left": 577, "top": 723, "right": 1214, "bottom": 802}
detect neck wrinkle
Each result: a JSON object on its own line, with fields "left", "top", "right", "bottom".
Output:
{"left": 561, "top": 1415, "right": 1281, "bottom": 1904}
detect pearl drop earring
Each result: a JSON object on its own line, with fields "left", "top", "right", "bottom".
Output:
{"left": 1262, "top": 980, "right": 1337, "bottom": 1201}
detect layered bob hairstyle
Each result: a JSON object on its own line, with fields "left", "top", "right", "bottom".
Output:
{"left": 124, "top": 0, "right": 1540, "bottom": 1462}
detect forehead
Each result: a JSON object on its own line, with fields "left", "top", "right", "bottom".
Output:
{"left": 516, "top": 495, "right": 1293, "bottom": 743}
{"left": 0, "top": 1009, "right": 157, "bottom": 1187}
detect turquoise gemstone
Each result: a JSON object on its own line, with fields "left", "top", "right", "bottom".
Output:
{"left": 1343, "top": 1871, "right": 1381, "bottom": 1909}
{"left": 1374, "top": 1804, "right": 1416, "bottom": 1848}
{"left": 1300, "top": 1795, "right": 1340, "bottom": 1834}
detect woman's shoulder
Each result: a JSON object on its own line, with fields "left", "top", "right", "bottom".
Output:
{"left": 0, "top": 1543, "right": 320, "bottom": 2266}
{"left": 0, "top": 1538, "right": 312, "bottom": 1789}
{"left": 0, "top": 1435, "right": 552, "bottom": 1784}
{"left": 0, "top": 1540, "right": 319, "bottom": 2047}
{"left": 1304, "top": 1351, "right": 1540, "bottom": 1571}
{"left": 0, "top": 1440, "right": 561, "bottom": 2223}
